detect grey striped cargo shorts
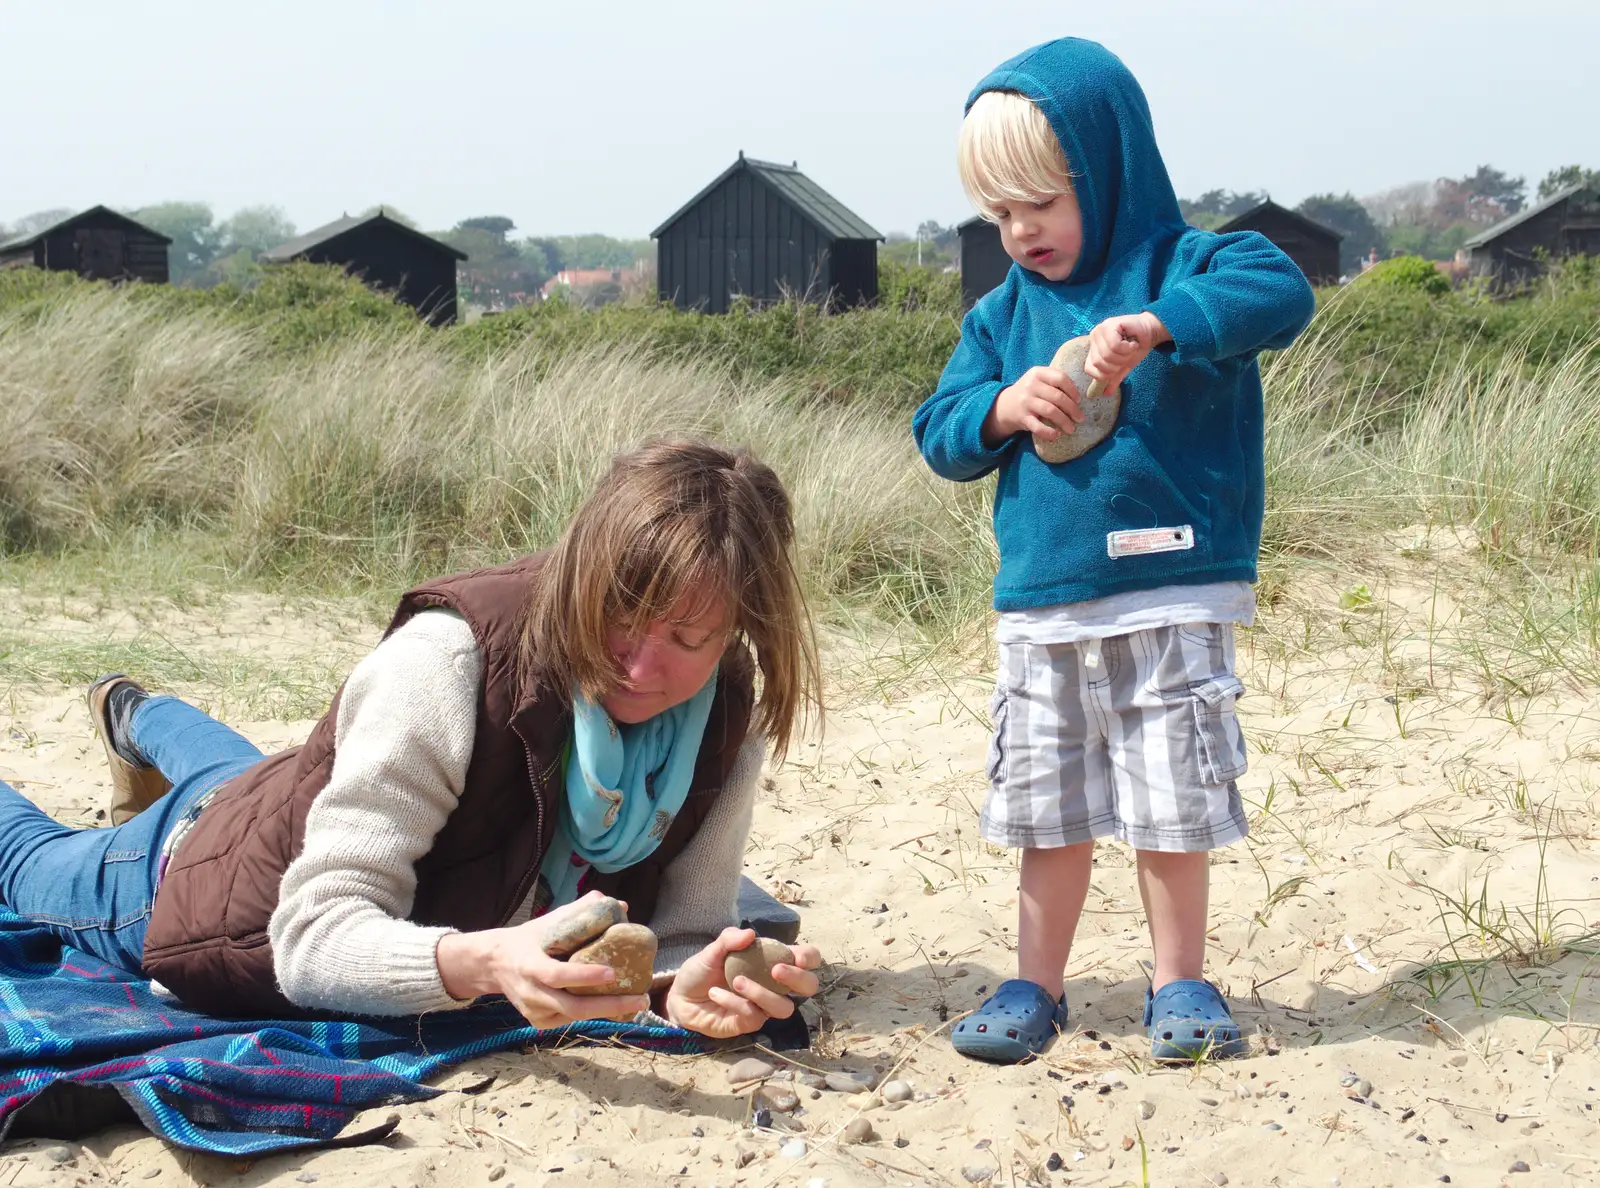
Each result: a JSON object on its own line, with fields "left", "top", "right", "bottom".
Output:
{"left": 981, "top": 623, "right": 1250, "bottom": 852}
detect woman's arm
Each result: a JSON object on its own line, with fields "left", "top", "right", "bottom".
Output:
{"left": 268, "top": 610, "right": 483, "bottom": 1016}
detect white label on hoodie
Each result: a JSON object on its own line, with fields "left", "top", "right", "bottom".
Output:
{"left": 1107, "top": 525, "right": 1194, "bottom": 559}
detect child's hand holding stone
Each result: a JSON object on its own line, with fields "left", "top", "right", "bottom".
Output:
{"left": 1085, "top": 311, "right": 1170, "bottom": 390}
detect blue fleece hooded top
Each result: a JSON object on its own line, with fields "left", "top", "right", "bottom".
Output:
{"left": 912, "top": 38, "right": 1316, "bottom": 612}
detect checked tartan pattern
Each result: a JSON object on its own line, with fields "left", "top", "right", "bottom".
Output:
{"left": 0, "top": 909, "right": 709, "bottom": 1155}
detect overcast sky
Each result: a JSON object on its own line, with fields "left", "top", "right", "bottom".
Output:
{"left": 5, "top": 0, "right": 1596, "bottom": 238}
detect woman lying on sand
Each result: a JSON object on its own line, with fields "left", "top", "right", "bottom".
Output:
{"left": 0, "top": 439, "right": 823, "bottom": 1037}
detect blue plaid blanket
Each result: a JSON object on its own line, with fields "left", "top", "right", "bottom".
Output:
{"left": 0, "top": 909, "right": 714, "bottom": 1155}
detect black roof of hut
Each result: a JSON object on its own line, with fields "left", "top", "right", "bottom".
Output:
{"left": 0, "top": 206, "right": 172, "bottom": 284}
{"left": 651, "top": 154, "right": 883, "bottom": 313}
{"left": 1216, "top": 199, "right": 1343, "bottom": 285}
{"left": 261, "top": 210, "right": 467, "bottom": 326}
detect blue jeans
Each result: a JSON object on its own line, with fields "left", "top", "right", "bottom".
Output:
{"left": 0, "top": 697, "right": 265, "bottom": 973}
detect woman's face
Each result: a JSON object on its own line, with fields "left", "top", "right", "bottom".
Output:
{"left": 602, "top": 589, "right": 730, "bottom": 723}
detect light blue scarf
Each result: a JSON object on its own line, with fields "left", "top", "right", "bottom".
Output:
{"left": 535, "top": 673, "right": 720, "bottom": 913}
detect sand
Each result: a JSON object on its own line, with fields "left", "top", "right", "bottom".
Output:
{"left": 3, "top": 533, "right": 1599, "bottom": 1186}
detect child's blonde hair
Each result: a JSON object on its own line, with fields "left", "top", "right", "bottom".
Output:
{"left": 958, "top": 90, "right": 1074, "bottom": 219}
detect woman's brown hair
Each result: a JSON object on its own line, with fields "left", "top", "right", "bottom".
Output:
{"left": 521, "top": 439, "right": 820, "bottom": 757}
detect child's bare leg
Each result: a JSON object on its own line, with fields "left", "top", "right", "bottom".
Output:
{"left": 1018, "top": 841, "right": 1094, "bottom": 997}
{"left": 1135, "top": 850, "right": 1209, "bottom": 990}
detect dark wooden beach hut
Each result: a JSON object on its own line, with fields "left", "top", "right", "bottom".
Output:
{"left": 652, "top": 153, "right": 882, "bottom": 313}
{"left": 0, "top": 206, "right": 171, "bottom": 284}
{"left": 1216, "top": 200, "right": 1342, "bottom": 285}
{"left": 957, "top": 216, "right": 1012, "bottom": 310}
{"left": 260, "top": 210, "right": 467, "bottom": 326}
{"left": 1465, "top": 183, "right": 1600, "bottom": 288}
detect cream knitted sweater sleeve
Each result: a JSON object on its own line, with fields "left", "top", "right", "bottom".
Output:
{"left": 269, "top": 610, "right": 484, "bottom": 1016}
{"left": 267, "top": 608, "right": 762, "bottom": 1017}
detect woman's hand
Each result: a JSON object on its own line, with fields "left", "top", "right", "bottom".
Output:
{"left": 664, "top": 927, "right": 822, "bottom": 1039}
{"left": 436, "top": 893, "right": 650, "bottom": 1029}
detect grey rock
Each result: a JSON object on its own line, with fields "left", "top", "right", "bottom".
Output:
{"left": 1264, "top": 1122, "right": 1283, "bottom": 1132}
{"left": 895, "top": 1137, "right": 910, "bottom": 1149}
{"left": 758, "top": 1085, "right": 800, "bottom": 1112}
{"left": 825, "top": 1072, "right": 872, "bottom": 1094}
{"left": 488, "top": 1169, "right": 506, "bottom": 1183}
{"left": 734, "top": 1148, "right": 757, "bottom": 1169}
{"left": 1509, "top": 1162, "right": 1530, "bottom": 1174}
{"left": 1354, "top": 1078, "right": 1373, "bottom": 1099}
{"left": 1137, "top": 1100, "right": 1156, "bottom": 1121}
{"left": 1212, "top": 1176, "right": 1230, "bottom": 1187}
{"left": 725, "top": 938, "right": 797, "bottom": 997}
{"left": 727, "top": 1057, "right": 776, "bottom": 1086}
{"left": 961, "top": 1167, "right": 996, "bottom": 1184}
{"left": 752, "top": 1106, "right": 772, "bottom": 1129}
{"left": 541, "top": 896, "right": 625, "bottom": 957}
{"left": 881, "top": 1079, "right": 913, "bottom": 1103}
{"left": 566, "top": 923, "right": 657, "bottom": 995}
{"left": 295, "top": 1176, "right": 318, "bottom": 1184}
{"left": 796, "top": 1072, "right": 828, "bottom": 1090}
{"left": 1032, "top": 336, "right": 1123, "bottom": 464}
{"left": 142, "top": 1172, "right": 160, "bottom": 1181}
{"left": 779, "top": 1139, "right": 807, "bottom": 1158}
{"left": 46, "top": 1147, "right": 72, "bottom": 1164}
{"left": 842, "top": 1118, "right": 876, "bottom": 1145}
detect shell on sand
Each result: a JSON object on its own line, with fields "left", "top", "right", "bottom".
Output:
{"left": 1032, "top": 335, "right": 1121, "bottom": 464}
{"left": 566, "top": 923, "right": 658, "bottom": 995}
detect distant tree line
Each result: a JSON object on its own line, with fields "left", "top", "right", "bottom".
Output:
{"left": 1179, "top": 164, "right": 1592, "bottom": 277}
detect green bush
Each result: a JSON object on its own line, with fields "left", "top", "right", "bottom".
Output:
{"left": 1359, "top": 255, "right": 1453, "bottom": 296}
{"left": 451, "top": 293, "right": 960, "bottom": 409}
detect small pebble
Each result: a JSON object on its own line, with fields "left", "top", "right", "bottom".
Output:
{"left": 45, "top": 1147, "right": 72, "bottom": 1165}
{"left": 753, "top": 1107, "right": 772, "bottom": 1129}
{"left": 142, "top": 1172, "right": 160, "bottom": 1181}
{"left": 727, "top": 1058, "right": 776, "bottom": 1085}
{"left": 881, "top": 1079, "right": 913, "bottom": 1103}
{"left": 487, "top": 1169, "right": 506, "bottom": 1183}
{"left": 1354, "top": 1078, "right": 1373, "bottom": 1098}
{"left": 843, "top": 1118, "right": 876, "bottom": 1144}
{"left": 759, "top": 1085, "right": 800, "bottom": 1112}
{"left": 1449, "top": 1054, "right": 1469, "bottom": 1067}
{"left": 895, "top": 1137, "right": 909, "bottom": 1149}
{"left": 1264, "top": 1122, "right": 1282, "bottom": 1131}
{"left": 1120, "top": 1135, "right": 1135, "bottom": 1151}
{"left": 797, "top": 1072, "right": 828, "bottom": 1090}
{"left": 961, "top": 1167, "right": 995, "bottom": 1184}
{"left": 1508, "top": 1162, "right": 1530, "bottom": 1174}
{"left": 735, "top": 1149, "right": 757, "bottom": 1169}
{"left": 1495, "top": 1112, "right": 1508, "bottom": 1123}
{"left": 296, "top": 1176, "right": 318, "bottom": 1185}
{"left": 1137, "top": 1100, "right": 1156, "bottom": 1121}
{"left": 691, "top": 1126, "right": 705, "bottom": 1137}
{"left": 1440, "top": 1177, "right": 1451, "bottom": 1183}
{"left": 1232, "top": 1081, "right": 1251, "bottom": 1099}
{"left": 825, "top": 1072, "right": 872, "bottom": 1094}
{"left": 1212, "top": 1175, "right": 1230, "bottom": 1187}
{"left": 1339, "top": 1072, "right": 1359, "bottom": 1088}
{"left": 1045, "top": 1152, "right": 1063, "bottom": 1172}
{"left": 780, "top": 1139, "right": 807, "bottom": 1158}
{"left": 1200, "top": 1096, "right": 1220, "bottom": 1107}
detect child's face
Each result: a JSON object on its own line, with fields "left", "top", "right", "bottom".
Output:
{"left": 991, "top": 189, "right": 1083, "bottom": 282}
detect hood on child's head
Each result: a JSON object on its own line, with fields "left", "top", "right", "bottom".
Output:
{"left": 967, "top": 38, "right": 1183, "bottom": 287}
